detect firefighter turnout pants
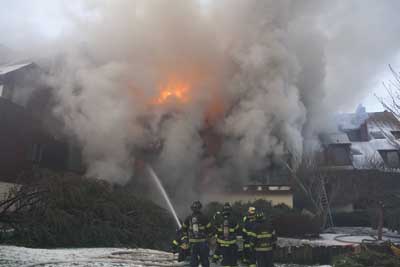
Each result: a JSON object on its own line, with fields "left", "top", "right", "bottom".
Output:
{"left": 243, "top": 245, "right": 256, "bottom": 267}
{"left": 255, "top": 250, "right": 273, "bottom": 267}
{"left": 220, "top": 243, "right": 238, "bottom": 267}
{"left": 178, "top": 248, "right": 190, "bottom": 262}
{"left": 190, "top": 241, "right": 209, "bottom": 267}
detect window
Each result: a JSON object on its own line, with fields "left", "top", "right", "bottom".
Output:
{"left": 327, "top": 144, "right": 352, "bottom": 166}
{"left": 345, "top": 129, "right": 362, "bottom": 141}
{"left": 379, "top": 150, "right": 400, "bottom": 168}
{"left": 370, "top": 131, "right": 385, "bottom": 139}
{"left": 351, "top": 147, "right": 363, "bottom": 155}
{"left": 28, "top": 143, "right": 44, "bottom": 163}
{"left": 391, "top": 131, "right": 400, "bottom": 139}
{"left": 345, "top": 124, "right": 369, "bottom": 141}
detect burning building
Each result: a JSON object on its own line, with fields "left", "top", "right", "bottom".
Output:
{"left": 2, "top": 1, "right": 400, "bottom": 212}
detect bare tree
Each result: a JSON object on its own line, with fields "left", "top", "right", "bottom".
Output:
{"left": 378, "top": 65, "right": 400, "bottom": 119}
{"left": 283, "top": 152, "right": 338, "bottom": 229}
{"left": 286, "top": 151, "right": 400, "bottom": 230}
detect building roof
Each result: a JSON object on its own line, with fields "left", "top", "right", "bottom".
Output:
{"left": 325, "top": 109, "right": 400, "bottom": 170}
{"left": 320, "top": 132, "right": 351, "bottom": 145}
{"left": 0, "top": 62, "right": 34, "bottom": 76}
{"left": 368, "top": 111, "right": 400, "bottom": 133}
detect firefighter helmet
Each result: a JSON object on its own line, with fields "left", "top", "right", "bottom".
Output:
{"left": 191, "top": 200, "right": 202, "bottom": 212}
{"left": 256, "top": 211, "right": 265, "bottom": 221}
{"left": 222, "top": 202, "right": 232, "bottom": 216}
{"left": 248, "top": 206, "right": 256, "bottom": 215}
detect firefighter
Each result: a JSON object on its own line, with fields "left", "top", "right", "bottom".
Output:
{"left": 172, "top": 227, "right": 190, "bottom": 262}
{"left": 211, "top": 211, "right": 222, "bottom": 263}
{"left": 212, "top": 202, "right": 240, "bottom": 267}
{"left": 242, "top": 206, "right": 257, "bottom": 267}
{"left": 182, "top": 200, "right": 212, "bottom": 267}
{"left": 251, "top": 212, "right": 277, "bottom": 267}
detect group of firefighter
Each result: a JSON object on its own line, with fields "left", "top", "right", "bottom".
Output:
{"left": 172, "top": 201, "right": 277, "bottom": 267}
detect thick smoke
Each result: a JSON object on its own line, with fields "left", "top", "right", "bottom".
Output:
{"left": 212, "top": 1, "right": 308, "bottom": 183}
{"left": 1, "top": 0, "right": 400, "bottom": 206}
{"left": 49, "top": 1, "right": 225, "bottom": 201}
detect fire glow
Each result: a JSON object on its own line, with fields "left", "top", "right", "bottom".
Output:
{"left": 153, "top": 80, "right": 190, "bottom": 105}
{"left": 150, "top": 77, "right": 226, "bottom": 126}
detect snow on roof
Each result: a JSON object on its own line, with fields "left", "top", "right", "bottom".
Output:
{"left": 351, "top": 142, "right": 385, "bottom": 169}
{"left": 320, "top": 132, "right": 351, "bottom": 145}
{"left": 0, "top": 62, "right": 33, "bottom": 76}
{"left": 368, "top": 111, "right": 400, "bottom": 128}
{"left": 328, "top": 110, "right": 400, "bottom": 170}
{"left": 367, "top": 111, "right": 400, "bottom": 141}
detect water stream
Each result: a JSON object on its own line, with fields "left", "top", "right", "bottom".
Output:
{"left": 146, "top": 165, "right": 182, "bottom": 229}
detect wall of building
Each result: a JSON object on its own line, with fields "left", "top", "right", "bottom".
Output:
{"left": 0, "top": 98, "right": 40, "bottom": 180}
{"left": 0, "top": 98, "right": 70, "bottom": 182}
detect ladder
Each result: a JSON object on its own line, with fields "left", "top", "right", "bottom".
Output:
{"left": 319, "top": 178, "right": 334, "bottom": 229}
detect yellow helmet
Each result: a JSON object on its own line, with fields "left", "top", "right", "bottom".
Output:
{"left": 248, "top": 206, "right": 256, "bottom": 215}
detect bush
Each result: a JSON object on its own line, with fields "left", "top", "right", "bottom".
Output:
{"left": 386, "top": 207, "right": 400, "bottom": 232}
{"left": 332, "top": 211, "right": 371, "bottom": 227}
{"left": 274, "top": 213, "right": 321, "bottom": 238}
{"left": 1, "top": 170, "right": 175, "bottom": 249}
{"left": 333, "top": 250, "right": 400, "bottom": 267}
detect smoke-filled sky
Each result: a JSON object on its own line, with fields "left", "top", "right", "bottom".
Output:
{"left": 1, "top": 0, "right": 399, "bottom": 111}
{"left": 1, "top": 0, "right": 400, "bottom": 204}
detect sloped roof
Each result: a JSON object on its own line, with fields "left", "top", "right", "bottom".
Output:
{"left": 0, "top": 62, "right": 34, "bottom": 76}
{"left": 367, "top": 111, "right": 400, "bottom": 132}
{"left": 351, "top": 142, "right": 385, "bottom": 169}
{"left": 320, "top": 132, "right": 351, "bottom": 145}
{"left": 326, "top": 110, "right": 400, "bottom": 170}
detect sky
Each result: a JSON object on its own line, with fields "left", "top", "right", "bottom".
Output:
{"left": 363, "top": 57, "right": 400, "bottom": 112}
{"left": 0, "top": 0, "right": 398, "bottom": 113}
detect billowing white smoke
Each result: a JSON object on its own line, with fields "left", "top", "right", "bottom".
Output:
{"left": 5, "top": 0, "right": 399, "bottom": 202}
{"left": 217, "top": 1, "right": 307, "bottom": 179}
{"left": 49, "top": 1, "right": 223, "bottom": 190}
{"left": 50, "top": 1, "right": 312, "bottom": 189}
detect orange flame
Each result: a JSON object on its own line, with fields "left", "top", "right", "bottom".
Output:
{"left": 153, "top": 80, "right": 190, "bottom": 105}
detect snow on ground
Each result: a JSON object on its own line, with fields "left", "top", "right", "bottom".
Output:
{"left": 0, "top": 245, "right": 330, "bottom": 267}
{"left": 278, "top": 227, "right": 400, "bottom": 247}
{"left": 0, "top": 246, "right": 179, "bottom": 267}
{"left": 3, "top": 228, "right": 399, "bottom": 267}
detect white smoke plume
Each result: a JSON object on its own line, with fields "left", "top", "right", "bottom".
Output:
{"left": 1, "top": 0, "right": 400, "bottom": 205}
